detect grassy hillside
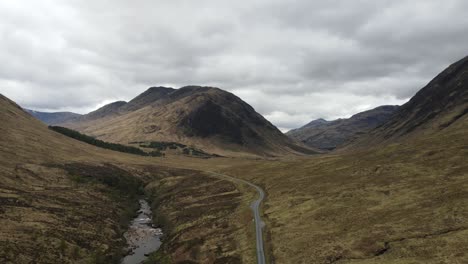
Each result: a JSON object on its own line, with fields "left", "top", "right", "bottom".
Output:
{"left": 141, "top": 166, "right": 257, "bottom": 264}
{"left": 62, "top": 86, "right": 317, "bottom": 157}
{"left": 216, "top": 114, "right": 468, "bottom": 263}
{"left": 159, "top": 62, "right": 468, "bottom": 262}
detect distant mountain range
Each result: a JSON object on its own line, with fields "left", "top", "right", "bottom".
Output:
{"left": 37, "top": 86, "right": 317, "bottom": 156}
{"left": 25, "top": 109, "right": 82, "bottom": 125}
{"left": 287, "top": 105, "right": 399, "bottom": 150}
{"left": 22, "top": 56, "right": 468, "bottom": 156}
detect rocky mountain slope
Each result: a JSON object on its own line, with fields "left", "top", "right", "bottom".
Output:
{"left": 287, "top": 105, "right": 399, "bottom": 150}
{"left": 62, "top": 86, "right": 316, "bottom": 156}
{"left": 25, "top": 109, "right": 81, "bottom": 125}
{"left": 347, "top": 55, "right": 468, "bottom": 148}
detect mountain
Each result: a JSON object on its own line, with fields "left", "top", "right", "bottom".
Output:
{"left": 25, "top": 109, "right": 81, "bottom": 125}
{"left": 62, "top": 86, "right": 317, "bottom": 156}
{"left": 80, "top": 101, "right": 127, "bottom": 121}
{"left": 348, "top": 55, "right": 468, "bottom": 148}
{"left": 287, "top": 105, "right": 399, "bottom": 150}
{"left": 300, "top": 118, "right": 330, "bottom": 129}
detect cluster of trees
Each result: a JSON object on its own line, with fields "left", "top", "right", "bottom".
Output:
{"left": 49, "top": 126, "right": 163, "bottom": 157}
{"left": 138, "top": 140, "right": 219, "bottom": 158}
{"left": 140, "top": 141, "right": 187, "bottom": 150}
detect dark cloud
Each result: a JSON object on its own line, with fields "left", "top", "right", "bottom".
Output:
{"left": 0, "top": 0, "right": 467, "bottom": 130}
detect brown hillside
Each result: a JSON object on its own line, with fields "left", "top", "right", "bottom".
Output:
{"left": 0, "top": 94, "right": 257, "bottom": 263}
{"left": 63, "top": 86, "right": 317, "bottom": 156}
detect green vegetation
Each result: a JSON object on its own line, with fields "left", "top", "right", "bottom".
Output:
{"left": 139, "top": 141, "right": 187, "bottom": 150}
{"left": 189, "top": 148, "right": 218, "bottom": 157}
{"left": 134, "top": 140, "right": 221, "bottom": 158}
{"left": 143, "top": 250, "right": 172, "bottom": 264}
{"left": 49, "top": 126, "right": 164, "bottom": 157}
{"left": 59, "top": 163, "right": 144, "bottom": 198}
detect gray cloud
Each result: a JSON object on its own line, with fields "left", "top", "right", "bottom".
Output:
{"left": 0, "top": 0, "right": 467, "bottom": 130}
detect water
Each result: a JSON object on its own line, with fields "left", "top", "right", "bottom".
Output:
{"left": 121, "top": 199, "right": 163, "bottom": 264}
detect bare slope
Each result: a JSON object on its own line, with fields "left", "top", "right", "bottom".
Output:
{"left": 64, "top": 86, "right": 317, "bottom": 156}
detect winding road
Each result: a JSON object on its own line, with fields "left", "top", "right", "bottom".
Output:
{"left": 209, "top": 172, "right": 266, "bottom": 264}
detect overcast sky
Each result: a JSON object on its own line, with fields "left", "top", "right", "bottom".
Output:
{"left": 1, "top": 0, "right": 467, "bottom": 131}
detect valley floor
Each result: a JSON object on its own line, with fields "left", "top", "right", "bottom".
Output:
{"left": 2, "top": 130, "right": 467, "bottom": 264}
{"left": 158, "top": 115, "right": 468, "bottom": 263}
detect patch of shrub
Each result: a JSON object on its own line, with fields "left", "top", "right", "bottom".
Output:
{"left": 49, "top": 126, "right": 160, "bottom": 157}
{"left": 58, "top": 163, "right": 144, "bottom": 198}
{"left": 140, "top": 141, "right": 187, "bottom": 150}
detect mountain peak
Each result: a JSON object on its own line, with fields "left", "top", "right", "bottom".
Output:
{"left": 82, "top": 101, "right": 127, "bottom": 121}
{"left": 123, "top": 86, "right": 175, "bottom": 112}
{"left": 304, "top": 118, "right": 328, "bottom": 127}
{"left": 146, "top": 86, "right": 175, "bottom": 94}
{"left": 352, "top": 55, "right": 468, "bottom": 144}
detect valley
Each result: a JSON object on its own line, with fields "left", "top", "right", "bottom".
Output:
{"left": 0, "top": 55, "right": 467, "bottom": 264}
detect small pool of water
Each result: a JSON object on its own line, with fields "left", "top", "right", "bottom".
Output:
{"left": 121, "top": 199, "right": 163, "bottom": 264}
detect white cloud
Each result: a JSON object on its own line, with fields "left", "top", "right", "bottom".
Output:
{"left": 0, "top": 0, "right": 466, "bottom": 130}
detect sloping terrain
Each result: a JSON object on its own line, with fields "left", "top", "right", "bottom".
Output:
{"left": 0, "top": 94, "right": 143, "bottom": 263}
{"left": 215, "top": 56, "right": 468, "bottom": 263}
{"left": 25, "top": 109, "right": 82, "bottom": 125}
{"left": 287, "top": 105, "right": 398, "bottom": 150}
{"left": 348, "top": 55, "right": 468, "bottom": 148}
{"left": 223, "top": 124, "right": 468, "bottom": 263}
{"left": 63, "top": 86, "right": 316, "bottom": 156}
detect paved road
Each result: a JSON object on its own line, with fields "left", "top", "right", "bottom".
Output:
{"left": 209, "top": 172, "right": 266, "bottom": 264}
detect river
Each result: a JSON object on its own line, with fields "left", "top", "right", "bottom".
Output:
{"left": 121, "top": 199, "right": 163, "bottom": 264}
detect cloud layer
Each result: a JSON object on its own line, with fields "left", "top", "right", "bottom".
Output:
{"left": 1, "top": 0, "right": 467, "bottom": 131}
